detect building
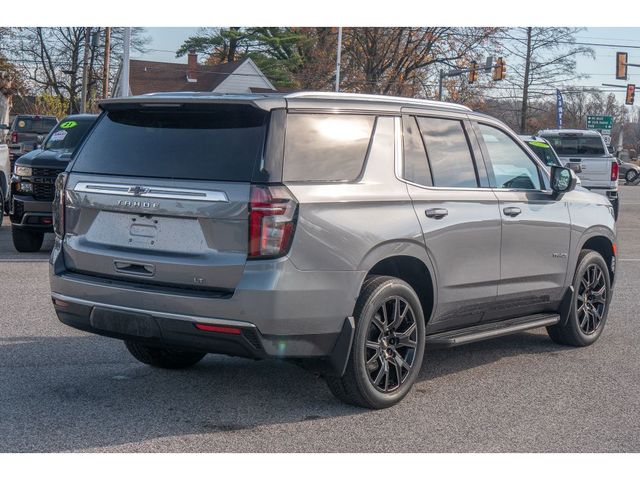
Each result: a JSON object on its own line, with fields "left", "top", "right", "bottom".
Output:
{"left": 113, "top": 50, "right": 277, "bottom": 97}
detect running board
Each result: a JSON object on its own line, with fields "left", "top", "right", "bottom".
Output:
{"left": 425, "top": 313, "right": 560, "bottom": 347}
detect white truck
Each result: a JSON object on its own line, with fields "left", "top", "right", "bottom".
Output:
{"left": 539, "top": 129, "right": 619, "bottom": 219}
{"left": 0, "top": 143, "right": 10, "bottom": 224}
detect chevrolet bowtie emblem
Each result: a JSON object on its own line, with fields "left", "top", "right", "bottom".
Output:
{"left": 128, "top": 186, "right": 150, "bottom": 197}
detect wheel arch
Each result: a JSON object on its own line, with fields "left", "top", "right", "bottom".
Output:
{"left": 578, "top": 231, "right": 616, "bottom": 283}
{"left": 357, "top": 241, "right": 437, "bottom": 324}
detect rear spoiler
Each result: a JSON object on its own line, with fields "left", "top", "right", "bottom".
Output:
{"left": 99, "top": 94, "right": 285, "bottom": 112}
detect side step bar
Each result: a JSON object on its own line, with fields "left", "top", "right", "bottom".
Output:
{"left": 426, "top": 313, "right": 560, "bottom": 347}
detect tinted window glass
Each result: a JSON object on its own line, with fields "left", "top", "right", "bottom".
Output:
{"left": 417, "top": 117, "right": 477, "bottom": 188}
{"left": 14, "top": 117, "right": 57, "bottom": 133}
{"left": 480, "top": 124, "right": 541, "bottom": 190}
{"left": 284, "top": 114, "right": 375, "bottom": 182}
{"left": 72, "top": 105, "right": 267, "bottom": 181}
{"left": 543, "top": 135, "right": 606, "bottom": 156}
{"left": 44, "top": 118, "right": 96, "bottom": 153}
{"left": 526, "top": 141, "right": 561, "bottom": 167}
{"left": 403, "top": 116, "right": 431, "bottom": 186}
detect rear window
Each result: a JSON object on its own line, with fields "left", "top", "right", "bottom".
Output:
{"left": 284, "top": 114, "right": 375, "bottom": 182}
{"left": 14, "top": 117, "right": 57, "bottom": 134}
{"left": 44, "top": 117, "right": 96, "bottom": 153}
{"left": 72, "top": 105, "right": 268, "bottom": 181}
{"left": 543, "top": 135, "right": 606, "bottom": 156}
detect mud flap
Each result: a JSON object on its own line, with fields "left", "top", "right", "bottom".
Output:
{"left": 328, "top": 316, "right": 355, "bottom": 377}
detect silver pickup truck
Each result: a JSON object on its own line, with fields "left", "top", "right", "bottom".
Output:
{"left": 539, "top": 129, "right": 619, "bottom": 219}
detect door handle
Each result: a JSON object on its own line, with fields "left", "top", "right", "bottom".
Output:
{"left": 503, "top": 206, "right": 522, "bottom": 217}
{"left": 425, "top": 208, "right": 448, "bottom": 219}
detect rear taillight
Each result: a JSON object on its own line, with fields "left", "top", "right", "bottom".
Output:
{"left": 11, "top": 131, "right": 17, "bottom": 144}
{"left": 53, "top": 172, "right": 68, "bottom": 238}
{"left": 248, "top": 185, "right": 298, "bottom": 259}
{"left": 611, "top": 161, "right": 619, "bottom": 181}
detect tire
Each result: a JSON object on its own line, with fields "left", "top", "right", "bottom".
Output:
{"left": 11, "top": 228, "right": 44, "bottom": 253}
{"left": 326, "top": 275, "right": 426, "bottom": 409}
{"left": 547, "top": 250, "right": 611, "bottom": 347}
{"left": 124, "top": 340, "right": 206, "bottom": 369}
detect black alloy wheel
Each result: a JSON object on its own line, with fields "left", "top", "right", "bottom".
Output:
{"left": 547, "top": 249, "right": 611, "bottom": 347}
{"left": 576, "top": 264, "right": 607, "bottom": 335}
{"left": 365, "top": 296, "right": 418, "bottom": 393}
{"left": 326, "top": 275, "right": 426, "bottom": 409}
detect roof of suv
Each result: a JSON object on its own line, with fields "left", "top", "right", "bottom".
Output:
{"left": 538, "top": 129, "right": 603, "bottom": 137}
{"left": 99, "top": 91, "right": 472, "bottom": 114}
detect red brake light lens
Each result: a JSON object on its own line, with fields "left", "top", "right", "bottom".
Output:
{"left": 11, "top": 131, "right": 17, "bottom": 144}
{"left": 611, "top": 161, "right": 619, "bottom": 181}
{"left": 248, "top": 185, "right": 298, "bottom": 259}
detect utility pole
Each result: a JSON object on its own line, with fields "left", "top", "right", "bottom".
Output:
{"left": 80, "top": 27, "right": 91, "bottom": 113}
{"left": 120, "top": 27, "right": 131, "bottom": 97}
{"left": 520, "top": 27, "right": 533, "bottom": 133}
{"left": 102, "top": 27, "right": 111, "bottom": 98}
{"left": 335, "top": 27, "right": 343, "bottom": 92}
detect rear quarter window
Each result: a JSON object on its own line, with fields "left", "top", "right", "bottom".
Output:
{"left": 283, "top": 113, "right": 375, "bottom": 182}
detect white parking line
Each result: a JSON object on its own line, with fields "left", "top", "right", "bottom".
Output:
{"left": 619, "top": 259, "right": 640, "bottom": 262}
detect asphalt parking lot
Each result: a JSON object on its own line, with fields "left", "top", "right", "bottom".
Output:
{"left": 1, "top": 188, "right": 639, "bottom": 453}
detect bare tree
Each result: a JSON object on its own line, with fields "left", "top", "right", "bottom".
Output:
{"left": 339, "top": 27, "right": 501, "bottom": 97}
{"left": 500, "top": 28, "right": 593, "bottom": 133}
{"left": 6, "top": 27, "right": 149, "bottom": 113}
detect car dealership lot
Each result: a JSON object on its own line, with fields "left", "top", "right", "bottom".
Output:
{"left": 1, "top": 187, "right": 639, "bottom": 453}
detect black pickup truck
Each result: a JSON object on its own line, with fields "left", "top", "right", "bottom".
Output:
{"left": 5, "top": 115, "right": 58, "bottom": 168}
{"left": 11, "top": 114, "right": 97, "bottom": 252}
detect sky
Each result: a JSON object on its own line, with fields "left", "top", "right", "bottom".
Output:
{"left": 141, "top": 27, "right": 640, "bottom": 104}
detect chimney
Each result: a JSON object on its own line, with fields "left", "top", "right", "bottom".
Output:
{"left": 187, "top": 49, "right": 198, "bottom": 83}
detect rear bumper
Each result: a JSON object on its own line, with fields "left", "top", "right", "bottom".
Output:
{"left": 582, "top": 186, "right": 618, "bottom": 201}
{"left": 50, "top": 238, "right": 364, "bottom": 364}
{"left": 51, "top": 292, "right": 355, "bottom": 374}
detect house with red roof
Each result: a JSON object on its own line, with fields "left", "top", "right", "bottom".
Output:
{"left": 113, "top": 50, "right": 277, "bottom": 96}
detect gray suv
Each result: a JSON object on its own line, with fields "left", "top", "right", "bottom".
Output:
{"left": 50, "top": 92, "right": 617, "bottom": 409}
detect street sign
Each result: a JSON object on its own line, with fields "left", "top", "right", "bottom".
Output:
{"left": 586, "top": 115, "right": 613, "bottom": 131}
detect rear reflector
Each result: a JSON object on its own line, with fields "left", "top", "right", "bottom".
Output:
{"left": 52, "top": 298, "right": 69, "bottom": 308}
{"left": 194, "top": 323, "right": 242, "bottom": 335}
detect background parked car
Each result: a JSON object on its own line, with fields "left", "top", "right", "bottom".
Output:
{"left": 616, "top": 157, "right": 640, "bottom": 182}
{"left": 4, "top": 115, "right": 58, "bottom": 171}
{"left": 10, "top": 114, "right": 97, "bottom": 252}
{"left": 539, "top": 129, "right": 619, "bottom": 219}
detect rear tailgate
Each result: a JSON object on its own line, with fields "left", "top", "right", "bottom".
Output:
{"left": 63, "top": 103, "right": 269, "bottom": 292}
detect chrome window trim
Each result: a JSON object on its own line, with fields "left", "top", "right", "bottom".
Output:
{"left": 73, "top": 182, "right": 229, "bottom": 202}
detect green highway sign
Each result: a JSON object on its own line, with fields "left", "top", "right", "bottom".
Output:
{"left": 586, "top": 115, "right": 613, "bottom": 131}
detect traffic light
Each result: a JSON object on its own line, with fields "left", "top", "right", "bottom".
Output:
{"left": 492, "top": 57, "right": 506, "bottom": 81}
{"left": 616, "top": 52, "right": 628, "bottom": 80}
{"left": 468, "top": 61, "right": 478, "bottom": 84}
{"left": 626, "top": 84, "right": 636, "bottom": 105}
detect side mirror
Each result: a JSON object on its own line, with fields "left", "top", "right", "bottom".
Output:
{"left": 0, "top": 124, "right": 8, "bottom": 130}
{"left": 551, "top": 166, "right": 577, "bottom": 196}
